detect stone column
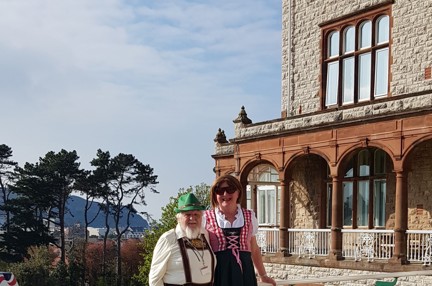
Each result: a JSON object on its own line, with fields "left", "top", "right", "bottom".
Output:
{"left": 251, "top": 184, "right": 257, "bottom": 214}
{"left": 278, "top": 180, "right": 290, "bottom": 256}
{"left": 329, "top": 176, "right": 343, "bottom": 260}
{"left": 390, "top": 171, "right": 408, "bottom": 264}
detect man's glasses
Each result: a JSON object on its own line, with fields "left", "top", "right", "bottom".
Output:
{"left": 215, "top": 186, "right": 237, "bottom": 195}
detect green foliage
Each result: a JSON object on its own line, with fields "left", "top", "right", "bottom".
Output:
{"left": 9, "top": 246, "right": 55, "bottom": 286}
{"left": 133, "top": 183, "right": 210, "bottom": 286}
{"left": 8, "top": 243, "right": 88, "bottom": 286}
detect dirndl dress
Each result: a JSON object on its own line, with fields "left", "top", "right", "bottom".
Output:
{"left": 205, "top": 209, "right": 257, "bottom": 286}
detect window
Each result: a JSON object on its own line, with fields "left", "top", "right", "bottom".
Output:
{"left": 258, "top": 186, "right": 277, "bottom": 225}
{"left": 321, "top": 5, "right": 391, "bottom": 108}
{"left": 247, "top": 164, "right": 279, "bottom": 225}
{"left": 327, "top": 148, "right": 388, "bottom": 228}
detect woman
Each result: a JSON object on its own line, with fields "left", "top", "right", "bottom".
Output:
{"left": 203, "top": 175, "right": 276, "bottom": 286}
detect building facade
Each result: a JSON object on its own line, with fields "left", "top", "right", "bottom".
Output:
{"left": 212, "top": 0, "right": 432, "bottom": 279}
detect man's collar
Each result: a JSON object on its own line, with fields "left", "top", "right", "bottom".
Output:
{"left": 175, "top": 224, "right": 187, "bottom": 238}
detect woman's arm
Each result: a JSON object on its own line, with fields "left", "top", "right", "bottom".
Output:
{"left": 251, "top": 236, "right": 276, "bottom": 286}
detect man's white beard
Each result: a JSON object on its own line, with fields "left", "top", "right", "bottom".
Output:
{"left": 185, "top": 226, "right": 200, "bottom": 239}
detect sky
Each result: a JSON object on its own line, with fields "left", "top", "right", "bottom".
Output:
{"left": 0, "top": 0, "right": 282, "bottom": 220}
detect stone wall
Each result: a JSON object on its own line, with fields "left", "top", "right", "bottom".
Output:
{"left": 281, "top": 0, "right": 432, "bottom": 117}
{"left": 264, "top": 264, "right": 432, "bottom": 285}
{"left": 290, "top": 155, "right": 324, "bottom": 228}
{"left": 229, "top": 92, "right": 432, "bottom": 140}
{"left": 406, "top": 140, "right": 432, "bottom": 230}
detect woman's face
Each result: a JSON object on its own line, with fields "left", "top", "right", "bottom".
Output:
{"left": 215, "top": 181, "right": 239, "bottom": 209}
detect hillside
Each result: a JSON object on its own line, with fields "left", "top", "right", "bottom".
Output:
{"left": 65, "top": 195, "right": 149, "bottom": 228}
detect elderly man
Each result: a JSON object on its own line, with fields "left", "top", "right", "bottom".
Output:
{"left": 149, "top": 193, "right": 215, "bottom": 286}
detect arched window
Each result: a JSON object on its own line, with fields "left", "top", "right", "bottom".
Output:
{"left": 247, "top": 164, "right": 279, "bottom": 225}
{"left": 327, "top": 148, "right": 389, "bottom": 228}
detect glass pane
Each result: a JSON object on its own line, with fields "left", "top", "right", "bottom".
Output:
{"left": 344, "top": 157, "right": 354, "bottom": 178}
{"left": 246, "top": 186, "right": 251, "bottom": 209}
{"left": 374, "top": 180, "right": 386, "bottom": 227}
{"left": 357, "top": 181, "right": 369, "bottom": 227}
{"left": 327, "top": 183, "right": 332, "bottom": 227}
{"left": 326, "top": 62, "right": 339, "bottom": 106}
{"left": 267, "top": 189, "right": 276, "bottom": 224}
{"left": 343, "top": 182, "right": 353, "bottom": 226}
{"left": 249, "top": 164, "right": 278, "bottom": 182}
{"left": 255, "top": 165, "right": 278, "bottom": 182}
{"left": 359, "top": 20, "right": 371, "bottom": 49}
{"left": 343, "top": 26, "right": 355, "bottom": 53}
{"left": 358, "top": 150, "right": 370, "bottom": 176}
{"left": 276, "top": 186, "right": 280, "bottom": 225}
{"left": 258, "top": 190, "right": 266, "bottom": 224}
{"left": 374, "top": 149, "right": 386, "bottom": 174}
{"left": 374, "top": 48, "right": 389, "bottom": 96}
{"left": 358, "top": 52, "right": 371, "bottom": 101}
{"left": 376, "top": 15, "right": 389, "bottom": 44}
{"left": 328, "top": 31, "right": 339, "bottom": 58}
{"left": 343, "top": 57, "right": 354, "bottom": 104}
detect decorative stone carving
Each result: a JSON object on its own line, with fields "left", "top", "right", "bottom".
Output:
{"left": 214, "top": 128, "right": 228, "bottom": 144}
{"left": 233, "top": 106, "right": 252, "bottom": 124}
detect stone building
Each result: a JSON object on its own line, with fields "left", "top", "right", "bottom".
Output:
{"left": 212, "top": 0, "right": 432, "bottom": 283}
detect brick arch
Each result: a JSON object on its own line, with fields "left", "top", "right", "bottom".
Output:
{"left": 401, "top": 134, "right": 432, "bottom": 170}
{"left": 284, "top": 150, "right": 331, "bottom": 179}
{"left": 238, "top": 160, "right": 279, "bottom": 209}
{"left": 336, "top": 142, "right": 395, "bottom": 176}
{"left": 219, "top": 167, "right": 236, "bottom": 176}
{"left": 238, "top": 159, "right": 279, "bottom": 186}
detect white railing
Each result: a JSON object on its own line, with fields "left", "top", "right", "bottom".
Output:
{"left": 406, "top": 230, "right": 432, "bottom": 264}
{"left": 256, "top": 227, "right": 279, "bottom": 253}
{"left": 341, "top": 229, "right": 394, "bottom": 261}
{"left": 257, "top": 227, "right": 432, "bottom": 264}
{"left": 287, "top": 229, "right": 331, "bottom": 257}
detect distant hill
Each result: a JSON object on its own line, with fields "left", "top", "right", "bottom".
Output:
{"left": 65, "top": 195, "right": 148, "bottom": 228}
{"left": 0, "top": 195, "right": 149, "bottom": 229}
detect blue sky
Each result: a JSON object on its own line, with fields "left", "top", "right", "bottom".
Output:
{"left": 0, "top": 0, "right": 282, "bottom": 220}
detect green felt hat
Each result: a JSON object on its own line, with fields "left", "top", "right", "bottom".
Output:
{"left": 175, "top": 193, "right": 205, "bottom": 213}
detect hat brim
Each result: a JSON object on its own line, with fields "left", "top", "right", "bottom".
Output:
{"left": 175, "top": 205, "right": 206, "bottom": 213}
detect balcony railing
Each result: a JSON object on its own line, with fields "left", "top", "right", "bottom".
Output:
{"left": 256, "top": 227, "right": 432, "bottom": 264}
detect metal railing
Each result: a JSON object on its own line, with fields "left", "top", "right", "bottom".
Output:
{"left": 406, "top": 230, "right": 432, "bottom": 264}
{"left": 257, "top": 227, "right": 432, "bottom": 264}
{"left": 256, "top": 227, "right": 280, "bottom": 253}
{"left": 341, "top": 229, "right": 395, "bottom": 261}
{"left": 287, "top": 229, "right": 331, "bottom": 257}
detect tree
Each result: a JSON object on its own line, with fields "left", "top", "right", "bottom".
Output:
{"left": 89, "top": 149, "right": 112, "bottom": 283}
{"left": 91, "top": 150, "right": 158, "bottom": 286}
{"left": 134, "top": 183, "right": 210, "bottom": 286}
{"left": 74, "top": 170, "right": 104, "bottom": 285}
{"left": 0, "top": 144, "right": 18, "bottom": 232}
{"left": 0, "top": 150, "right": 83, "bottom": 263}
{"left": 37, "top": 149, "right": 84, "bottom": 264}
{"left": 0, "top": 163, "right": 56, "bottom": 262}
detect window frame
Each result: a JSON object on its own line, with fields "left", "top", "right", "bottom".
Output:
{"left": 327, "top": 148, "right": 388, "bottom": 229}
{"left": 320, "top": 4, "right": 392, "bottom": 109}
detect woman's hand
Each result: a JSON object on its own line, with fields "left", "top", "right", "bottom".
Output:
{"left": 259, "top": 274, "right": 276, "bottom": 286}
